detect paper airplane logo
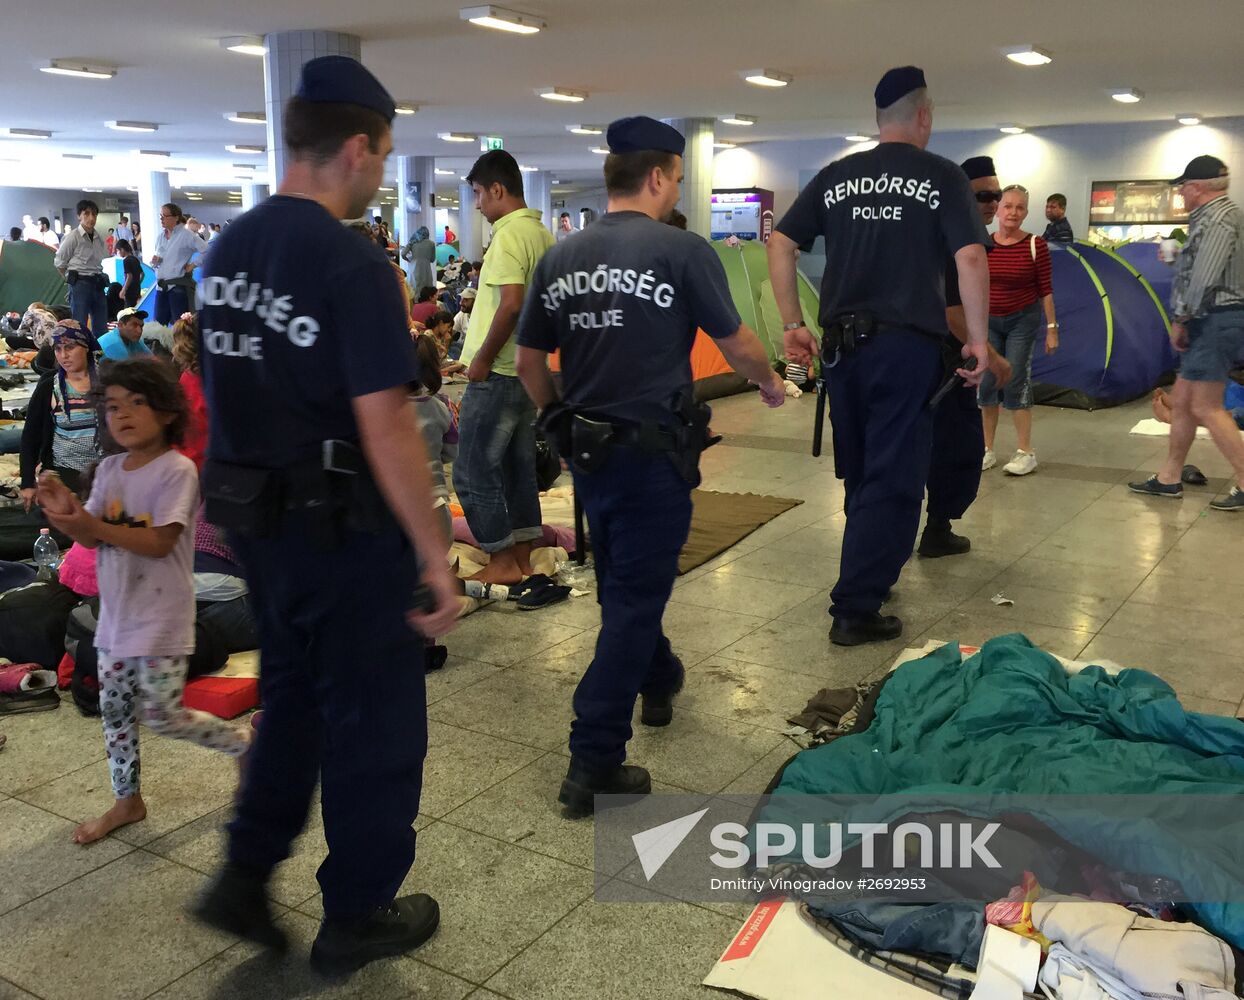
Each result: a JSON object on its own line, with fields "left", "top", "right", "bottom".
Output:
{"left": 632, "top": 807, "right": 710, "bottom": 880}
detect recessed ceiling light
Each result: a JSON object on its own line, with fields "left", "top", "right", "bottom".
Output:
{"left": 394, "top": 103, "right": 418, "bottom": 116}
{"left": 132, "top": 148, "right": 171, "bottom": 157}
{"left": 719, "top": 115, "right": 757, "bottom": 127}
{"left": 460, "top": 6, "right": 545, "bottom": 34}
{"left": 740, "top": 69, "right": 792, "bottom": 88}
{"left": 40, "top": 59, "right": 116, "bottom": 80}
{"left": 232, "top": 163, "right": 256, "bottom": 170}
{"left": 107, "top": 120, "right": 158, "bottom": 133}
{"left": 714, "top": 142, "right": 737, "bottom": 150}
{"left": 223, "top": 111, "right": 265, "bottom": 125}
{"left": 63, "top": 153, "right": 93, "bottom": 160}
{"left": 378, "top": 187, "right": 395, "bottom": 192}
{"left": 1003, "top": 45, "right": 1053, "bottom": 67}
{"left": 82, "top": 188, "right": 103, "bottom": 193}
{"left": 1177, "top": 113, "right": 1202, "bottom": 126}
{"left": 234, "top": 174, "right": 254, "bottom": 180}
{"left": 567, "top": 124, "right": 603, "bottom": 135}
{"left": 999, "top": 124, "right": 1026, "bottom": 134}
{"left": 434, "top": 168, "right": 456, "bottom": 176}
{"left": 6, "top": 128, "right": 52, "bottom": 139}
{"left": 1110, "top": 88, "right": 1143, "bottom": 104}
{"left": 845, "top": 133, "right": 872, "bottom": 143}
{"left": 537, "top": 87, "right": 587, "bottom": 103}
{"left": 226, "top": 144, "right": 265, "bottom": 154}
{"left": 220, "top": 36, "right": 266, "bottom": 56}
{"left": 518, "top": 165, "right": 538, "bottom": 172}
{"left": 590, "top": 146, "right": 609, "bottom": 155}
{"left": 439, "top": 132, "right": 478, "bottom": 143}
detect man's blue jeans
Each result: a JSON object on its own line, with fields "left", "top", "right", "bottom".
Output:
{"left": 454, "top": 373, "right": 543, "bottom": 553}
{"left": 68, "top": 276, "right": 108, "bottom": 340}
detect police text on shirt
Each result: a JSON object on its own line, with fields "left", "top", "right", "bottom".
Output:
{"left": 197, "top": 272, "right": 322, "bottom": 360}
{"left": 538, "top": 265, "right": 676, "bottom": 331}
{"left": 823, "top": 173, "right": 942, "bottom": 222}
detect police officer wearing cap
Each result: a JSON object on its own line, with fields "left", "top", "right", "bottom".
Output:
{"left": 768, "top": 66, "right": 990, "bottom": 647}
{"left": 192, "top": 56, "right": 459, "bottom": 975}
{"left": 919, "top": 155, "right": 1013, "bottom": 558}
{"left": 515, "top": 116, "right": 786, "bottom": 815}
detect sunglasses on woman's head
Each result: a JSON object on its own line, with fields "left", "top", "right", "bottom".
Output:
{"left": 975, "top": 190, "right": 1004, "bottom": 203}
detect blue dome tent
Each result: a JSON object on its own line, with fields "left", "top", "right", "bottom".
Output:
{"left": 1114, "top": 241, "right": 1175, "bottom": 312}
{"left": 1032, "top": 241, "right": 1177, "bottom": 409}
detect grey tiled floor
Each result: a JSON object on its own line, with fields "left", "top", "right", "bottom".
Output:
{"left": 2, "top": 392, "right": 1242, "bottom": 998}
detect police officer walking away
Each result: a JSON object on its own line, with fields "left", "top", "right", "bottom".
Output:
{"left": 920, "top": 155, "right": 1013, "bottom": 558}
{"left": 192, "top": 56, "right": 460, "bottom": 975}
{"left": 515, "top": 116, "right": 785, "bottom": 814}
{"left": 768, "top": 66, "right": 990, "bottom": 646}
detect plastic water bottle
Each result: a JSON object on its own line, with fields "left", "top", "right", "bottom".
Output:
{"left": 33, "top": 528, "right": 60, "bottom": 582}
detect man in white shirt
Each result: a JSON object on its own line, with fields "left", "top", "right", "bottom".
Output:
{"left": 555, "top": 212, "right": 575, "bottom": 242}
{"left": 37, "top": 217, "right": 60, "bottom": 249}
{"left": 54, "top": 199, "right": 109, "bottom": 337}
{"left": 150, "top": 202, "right": 208, "bottom": 324}
{"left": 208, "top": 223, "right": 222, "bottom": 243}
{"left": 452, "top": 286, "right": 475, "bottom": 344}
{"left": 115, "top": 215, "right": 134, "bottom": 243}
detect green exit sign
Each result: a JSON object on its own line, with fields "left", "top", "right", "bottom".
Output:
{"left": 481, "top": 136, "right": 504, "bottom": 151}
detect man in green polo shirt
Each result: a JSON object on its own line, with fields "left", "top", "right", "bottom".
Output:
{"left": 457, "top": 150, "right": 557, "bottom": 584}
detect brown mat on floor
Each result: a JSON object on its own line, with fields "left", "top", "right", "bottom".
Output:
{"left": 679, "top": 490, "right": 803, "bottom": 574}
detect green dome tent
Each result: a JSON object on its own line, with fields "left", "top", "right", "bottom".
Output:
{"left": 0, "top": 240, "right": 68, "bottom": 315}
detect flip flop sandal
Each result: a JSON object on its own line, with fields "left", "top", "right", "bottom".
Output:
{"left": 517, "top": 581, "right": 572, "bottom": 611}
{"left": 1182, "top": 465, "right": 1209, "bottom": 486}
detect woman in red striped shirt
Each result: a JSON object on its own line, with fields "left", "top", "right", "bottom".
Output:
{"left": 978, "top": 184, "right": 1059, "bottom": 476}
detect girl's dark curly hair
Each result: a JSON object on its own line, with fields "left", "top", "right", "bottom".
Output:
{"left": 98, "top": 356, "right": 189, "bottom": 446}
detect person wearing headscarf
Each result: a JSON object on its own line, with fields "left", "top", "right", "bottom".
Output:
{"left": 402, "top": 224, "right": 436, "bottom": 293}
{"left": 19, "top": 319, "right": 104, "bottom": 509}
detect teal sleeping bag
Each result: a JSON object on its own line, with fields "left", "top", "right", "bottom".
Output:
{"left": 766, "top": 633, "right": 1244, "bottom": 947}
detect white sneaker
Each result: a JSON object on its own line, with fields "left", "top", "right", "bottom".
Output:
{"left": 1003, "top": 450, "right": 1038, "bottom": 476}
{"left": 981, "top": 449, "right": 996, "bottom": 471}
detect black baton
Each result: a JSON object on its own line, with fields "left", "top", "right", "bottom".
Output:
{"left": 928, "top": 355, "right": 978, "bottom": 410}
{"left": 812, "top": 377, "right": 828, "bottom": 457}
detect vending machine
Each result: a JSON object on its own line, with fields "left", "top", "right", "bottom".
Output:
{"left": 710, "top": 188, "right": 775, "bottom": 242}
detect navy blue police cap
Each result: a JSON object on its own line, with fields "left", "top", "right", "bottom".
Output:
{"left": 606, "top": 116, "right": 686, "bottom": 156}
{"left": 296, "top": 55, "right": 396, "bottom": 124}
{"left": 874, "top": 66, "right": 927, "bottom": 109}
{"left": 961, "top": 156, "right": 997, "bottom": 180}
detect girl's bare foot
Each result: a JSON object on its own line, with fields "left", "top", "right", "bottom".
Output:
{"left": 73, "top": 795, "right": 146, "bottom": 845}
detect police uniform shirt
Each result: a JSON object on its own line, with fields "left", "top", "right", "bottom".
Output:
{"left": 776, "top": 143, "right": 987, "bottom": 336}
{"left": 198, "top": 196, "right": 418, "bottom": 468}
{"left": 516, "top": 211, "right": 741, "bottom": 426}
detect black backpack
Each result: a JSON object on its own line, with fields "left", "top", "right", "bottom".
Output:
{"left": 0, "top": 579, "right": 79, "bottom": 667}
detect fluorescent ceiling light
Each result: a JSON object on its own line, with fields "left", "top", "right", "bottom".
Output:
{"left": 714, "top": 142, "right": 737, "bottom": 149}
{"left": 234, "top": 174, "right": 254, "bottom": 180}
{"left": 223, "top": 111, "right": 265, "bottom": 125}
{"left": 1003, "top": 45, "right": 1052, "bottom": 67}
{"left": 439, "top": 132, "right": 477, "bottom": 142}
{"left": 226, "top": 144, "right": 265, "bottom": 154}
{"left": 1177, "top": 113, "right": 1202, "bottom": 126}
{"left": 519, "top": 164, "right": 538, "bottom": 172}
{"left": 6, "top": 128, "right": 52, "bottom": 139}
{"left": 434, "top": 168, "right": 456, "bottom": 175}
{"left": 378, "top": 187, "right": 395, "bottom": 192}
{"left": 1110, "top": 88, "right": 1143, "bottom": 104}
{"left": 232, "top": 163, "right": 256, "bottom": 170}
{"left": 590, "top": 146, "right": 609, "bottom": 155}
{"left": 40, "top": 59, "right": 116, "bottom": 80}
{"left": 719, "top": 115, "right": 757, "bottom": 127}
{"left": 999, "top": 124, "right": 1025, "bottom": 134}
{"left": 394, "top": 103, "right": 418, "bottom": 116}
{"left": 126, "top": 186, "right": 138, "bottom": 191}
{"left": 460, "top": 6, "right": 545, "bottom": 34}
{"left": 537, "top": 87, "right": 587, "bottom": 103}
{"left": 567, "top": 124, "right": 603, "bottom": 135}
{"left": 108, "top": 120, "right": 158, "bottom": 133}
{"left": 845, "top": 133, "right": 872, "bottom": 142}
{"left": 132, "top": 148, "right": 171, "bottom": 157}
{"left": 220, "top": 36, "right": 266, "bottom": 56}
{"left": 740, "top": 69, "right": 791, "bottom": 88}
{"left": 63, "top": 153, "right": 93, "bottom": 160}
{"left": 82, "top": 188, "right": 103, "bottom": 193}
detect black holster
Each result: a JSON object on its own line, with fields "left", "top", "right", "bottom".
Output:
{"left": 668, "top": 386, "right": 717, "bottom": 487}
{"left": 821, "top": 311, "right": 878, "bottom": 359}
{"left": 536, "top": 403, "right": 616, "bottom": 475}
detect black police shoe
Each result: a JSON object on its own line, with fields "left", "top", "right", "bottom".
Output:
{"left": 558, "top": 757, "right": 652, "bottom": 817}
{"left": 830, "top": 614, "right": 903, "bottom": 647}
{"left": 310, "top": 894, "right": 440, "bottom": 978}
{"left": 192, "top": 862, "right": 288, "bottom": 952}
{"left": 640, "top": 658, "right": 685, "bottom": 727}
{"left": 917, "top": 522, "right": 971, "bottom": 558}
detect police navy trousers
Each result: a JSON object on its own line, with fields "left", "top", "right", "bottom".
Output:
{"left": 926, "top": 379, "right": 985, "bottom": 522}
{"left": 828, "top": 330, "right": 942, "bottom": 618}
{"left": 226, "top": 510, "right": 427, "bottom": 921}
{"left": 570, "top": 447, "right": 691, "bottom": 767}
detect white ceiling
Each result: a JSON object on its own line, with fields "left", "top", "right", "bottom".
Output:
{"left": 2, "top": 0, "right": 1242, "bottom": 200}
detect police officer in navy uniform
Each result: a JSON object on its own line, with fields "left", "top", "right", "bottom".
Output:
{"left": 514, "top": 116, "right": 786, "bottom": 815}
{"left": 919, "top": 155, "right": 1013, "bottom": 558}
{"left": 768, "top": 66, "right": 990, "bottom": 646}
{"left": 191, "top": 56, "right": 460, "bottom": 975}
